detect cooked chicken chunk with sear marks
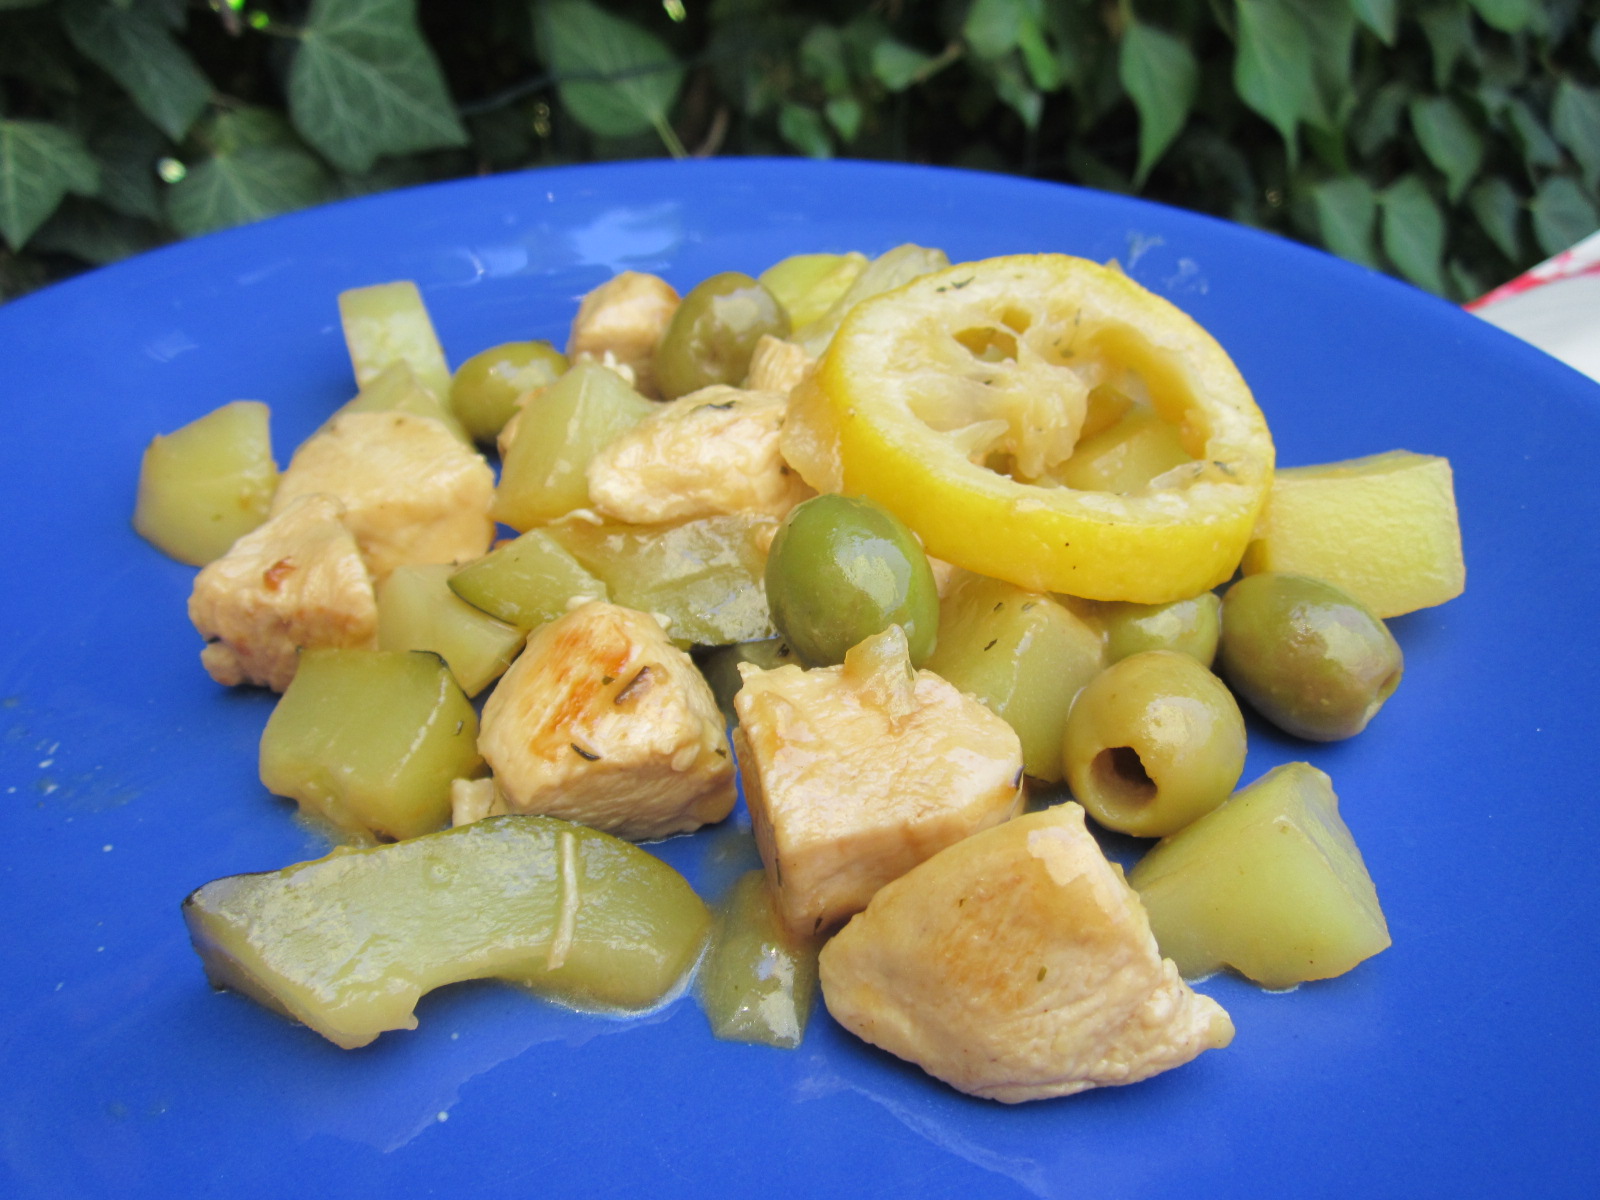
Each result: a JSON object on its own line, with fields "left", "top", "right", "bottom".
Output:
{"left": 272, "top": 411, "right": 494, "bottom": 580}
{"left": 567, "top": 271, "right": 680, "bottom": 399}
{"left": 819, "top": 802, "right": 1235, "bottom": 1103}
{"left": 733, "top": 625, "right": 1023, "bottom": 938}
{"left": 477, "top": 601, "right": 736, "bottom": 841}
{"left": 188, "top": 493, "right": 377, "bottom": 691}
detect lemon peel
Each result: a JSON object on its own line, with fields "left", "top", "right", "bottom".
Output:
{"left": 809, "top": 254, "right": 1275, "bottom": 603}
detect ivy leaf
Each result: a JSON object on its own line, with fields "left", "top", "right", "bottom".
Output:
{"left": 1351, "top": 80, "right": 1408, "bottom": 159}
{"left": 289, "top": 0, "right": 468, "bottom": 174}
{"left": 800, "top": 26, "right": 850, "bottom": 96}
{"left": 1409, "top": 96, "right": 1484, "bottom": 203}
{"left": 1298, "top": 1, "right": 1357, "bottom": 132}
{"left": 962, "top": 0, "right": 1028, "bottom": 61}
{"left": 1310, "top": 174, "right": 1380, "bottom": 269}
{"left": 1467, "top": 0, "right": 1535, "bottom": 34}
{"left": 1469, "top": 177, "right": 1524, "bottom": 262}
{"left": 31, "top": 197, "right": 160, "bottom": 265}
{"left": 1507, "top": 98, "right": 1563, "bottom": 171}
{"left": 778, "top": 103, "right": 832, "bottom": 159}
{"left": 1418, "top": 4, "right": 1476, "bottom": 90}
{"left": 990, "top": 56, "right": 1043, "bottom": 129}
{"left": 90, "top": 113, "right": 168, "bottom": 221}
{"left": 1016, "top": 12, "right": 1060, "bottom": 92}
{"left": 1234, "top": 0, "right": 1318, "bottom": 158}
{"left": 1380, "top": 174, "right": 1448, "bottom": 295}
{"left": 61, "top": 0, "right": 211, "bottom": 141}
{"left": 1529, "top": 176, "right": 1600, "bottom": 258}
{"left": 1347, "top": 0, "right": 1396, "bottom": 45}
{"left": 871, "top": 38, "right": 935, "bottom": 92}
{"left": 0, "top": 119, "right": 100, "bottom": 250}
{"left": 1552, "top": 80, "right": 1600, "bottom": 191}
{"left": 165, "top": 143, "right": 329, "bottom": 237}
{"left": 536, "top": 0, "right": 683, "bottom": 146}
{"left": 1119, "top": 20, "right": 1197, "bottom": 186}
{"left": 825, "top": 96, "right": 863, "bottom": 143}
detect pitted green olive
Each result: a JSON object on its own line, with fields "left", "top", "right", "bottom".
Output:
{"left": 656, "top": 272, "right": 789, "bottom": 399}
{"left": 450, "top": 340, "right": 568, "bottom": 443}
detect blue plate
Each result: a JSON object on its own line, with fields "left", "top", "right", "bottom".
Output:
{"left": 2, "top": 160, "right": 1597, "bottom": 1199}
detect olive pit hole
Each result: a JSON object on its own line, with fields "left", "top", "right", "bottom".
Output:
{"left": 1091, "top": 746, "right": 1156, "bottom": 810}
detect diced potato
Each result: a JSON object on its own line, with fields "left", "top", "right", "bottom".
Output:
{"left": 338, "top": 280, "right": 453, "bottom": 402}
{"left": 183, "top": 814, "right": 712, "bottom": 1048}
{"left": 546, "top": 513, "right": 776, "bottom": 647}
{"left": 259, "top": 648, "right": 482, "bottom": 841}
{"left": 1241, "top": 450, "right": 1465, "bottom": 617}
{"left": 1055, "top": 408, "right": 1192, "bottom": 492}
{"left": 133, "top": 400, "right": 278, "bottom": 565}
{"left": 758, "top": 252, "right": 867, "bottom": 328}
{"left": 1128, "top": 762, "right": 1391, "bottom": 989}
{"left": 699, "top": 870, "right": 822, "bottom": 1049}
{"left": 925, "top": 571, "right": 1104, "bottom": 781}
{"left": 334, "top": 360, "right": 470, "bottom": 444}
{"left": 448, "top": 529, "right": 608, "bottom": 632}
{"left": 792, "top": 244, "right": 950, "bottom": 357}
{"left": 819, "top": 803, "right": 1234, "bottom": 1102}
{"left": 492, "top": 362, "right": 656, "bottom": 530}
{"left": 376, "top": 563, "right": 524, "bottom": 697}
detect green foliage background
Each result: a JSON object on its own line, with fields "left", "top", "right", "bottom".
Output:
{"left": 2, "top": 0, "right": 1597, "bottom": 302}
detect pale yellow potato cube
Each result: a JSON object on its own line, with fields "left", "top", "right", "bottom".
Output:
{"left": 1241, "top": 450, "right": 1464, "bottom": 617}
{"left": 1128, "top": 762, "right": 1391, "bottom": 989}
{"left": 338, "top": 281, "right": 453, "bottom": 403}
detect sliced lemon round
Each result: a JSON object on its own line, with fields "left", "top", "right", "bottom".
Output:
{"left": 811, "top": 254, "right": 1275, "bottom": 603}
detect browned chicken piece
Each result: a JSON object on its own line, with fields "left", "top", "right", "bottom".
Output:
{"left": 744, "top": 335, "right": 813, "bottom": 395}
{"left": 477, "top": 601, "right": 736, "bottom": 841}
{"left": 819, "top": 802, "right": 1235, "bottom": 1103}
{"left": 188, "top": 493, "right": 377, "bottom": 691}
{"left": 587, "top": 385, "right": 814, "bottom": 525}
{"left": 733, "top": 626, "right": 1023, "bottom": 938}
{"left": 271, "top": 411, "right": 494, "bottom": 580}
{"left": 566, "top": 271, "right": 680, "bottom": 399}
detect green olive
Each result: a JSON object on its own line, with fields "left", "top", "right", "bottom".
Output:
{"left": 450, "top": 340, "right": 568, "bottom": 444}
{"left": 656, "top": 272, "right": 790, "bottom": 400}
{"left": 1217, "top": 572, "right": 1403, "bottom": 742}
{"left": 764, "top": 494, "right": 938, "bottom": 668}
{"left": 1061, "top": 650, "right": 1247, "bottom": 838}
{"left": 1099, "top": 592, "right": 1222, "bottom": 666}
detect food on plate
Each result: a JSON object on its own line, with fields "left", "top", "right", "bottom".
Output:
{"left": 1097, "top": 592, "right": 1222, "bottom": 667}
{"left": 260, "top": 647, "right": 481, "bottom": 841}
{"left": 447, "top": 527, "right": 608, "bottom": 632}
{"left": 450, "top": 339, "right": 568, "bottom": 445}
{"left": 792, "top": 253, "right": 1275, "bottom": 602}
{"left": 143, "top": 245, "right": 1453, "bottom": 1096}
{"left": 272, "top": 411, "right": 494, "bottom": 580}
{"left": 764, "top": 493, "right": 940, "bottom": 668}
{"left": 1060, "top": 650, "right": 1247, "bottom": 838}
{"left": 699, "top": 869, "right": 823, "bottom": 1049}
{"left": 492, "top": 360, "right": 655, "bottom": 529}
{"left": 189, "top": 493, "right": 376, "bottom": 691}
{"left": 1128, "top": 762, "right": 1391, "bottom": 989}
{"left": 819, "top": 802, "right": 1234, "bottom": 1102}
{"left": 733, "top": 625, "right": 1023, "bottom": 937}
{"left": 333, "top": 359, "right": 471, "bottom": 444}
{"left": 338, "top": 280, "right": 454, "bottom": 403}
{"left": 565, "top": 269, "right": 680, "bottom": 399}
{"left": 586, "top": 385, "right": 812, "bottom": 524}
{"left": 1217, "top": 572, "right": 1404, "bottom": 742}
{"left": 1241, "top": 450, "right": 1466, "bottom": 618}
{"left": 923, "top": 570, "right": 1104, "bottom": 782}
{"left": 134, "top": 399, "right": 278, "bottom": 565}
{"left": 183, "top": 814, "right": 711, "bottom": 1048}
{"left": 476, "top": 600, "right": 736, "bottom": 841}
{"left": 656, "top": 272, "right": 790, "bottom": 399}
{"left": 375, "top": 563, "right": 523, "bottom": 697}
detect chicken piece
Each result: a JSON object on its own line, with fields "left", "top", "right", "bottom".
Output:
{"left": 272, "top": 411, "right": 494, "bottom": 580}
{"left": 567, "top": 271, "right": 679, "bottom": 399}
{"left": 744, "top": 335, "right": 813, "bottom": 395}
{"left": 587, "top": 385, "right": 813, "bottom": 525}
{"left": 188, "top": 494, "right": 377, "bottom": 691}
{"left": 478, "top": 601, "right": 735, "bottom": 841}
{"left": 819, "top": 802, "right": 1235, "bottom": 1103}
{"left": 733, "top": 626, "right": 1023, "bottom": 937}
